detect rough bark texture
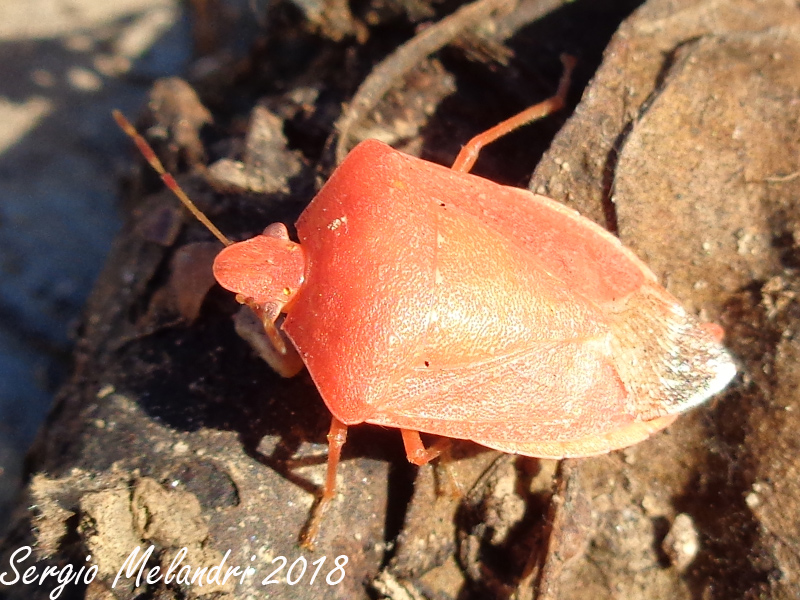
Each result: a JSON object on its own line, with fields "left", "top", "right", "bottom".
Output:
{"left": 2, "top": 0, "right": 799, "bottom": 599}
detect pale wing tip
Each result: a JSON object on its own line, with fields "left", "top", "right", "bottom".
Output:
{"left": 682, "top": 350, "right": 738, "bottom": 411}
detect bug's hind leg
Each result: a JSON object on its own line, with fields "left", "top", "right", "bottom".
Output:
{"left": 401, "top": 429, "right": 450, "bottom": 465}
{"left": 451, "top": 54, "right": 577, "bottom": 174}
{"left": 401, "top": 430, "right": 462, "bottom": 498}
{"left": 300, "top": 417, "right": 348, "bottom": 549}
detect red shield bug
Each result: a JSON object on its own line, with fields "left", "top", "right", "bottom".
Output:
{"left": 113, "top": 55, "right": 736, "bottom": 547}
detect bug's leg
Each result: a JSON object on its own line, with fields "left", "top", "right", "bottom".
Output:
{"left": 433, "top": 443, "right": 464, "bottom": 498}
{"left": 300, "top": 417, "right": 349, "bottom": 549}
{"left": 238, "top": 297, "right": 289, "bottom": 356}
{"left": 402, "top": 430, "right": 462, "bottom": 498}
{"left": 401, "top": 429, "right": 451, "bottom": 466}
{"left": 451, "top": 54, "right": 577, "bottom": 174}
{"left": 232, "top": 307, "right": 304, "bottom": 378}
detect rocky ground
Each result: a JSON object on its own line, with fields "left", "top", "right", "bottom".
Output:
{"left": 1, "top": 0, "right": 799, "bottom": 599}
{"left": 0, "top": 0, "right": 186, "bottom": 529}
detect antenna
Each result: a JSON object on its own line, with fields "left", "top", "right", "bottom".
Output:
{"left": 113, "top": 110, "right": 232, "bottom": 247}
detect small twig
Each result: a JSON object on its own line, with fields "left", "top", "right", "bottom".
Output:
{"left": 764, "top": 171, "right": 800, "bottom": 183}
{"left": 334, "top": 0, "right": 519, "bottom": 164}
{"left": 528, "top": 459, "right": 592, "bottom": 600}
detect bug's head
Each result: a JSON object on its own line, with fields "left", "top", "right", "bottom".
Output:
{"left": 112, "top": 109, "right": 304, "bottom": 343}
{"left": 213, "top": 222, "right": 306, "bottom": 316}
